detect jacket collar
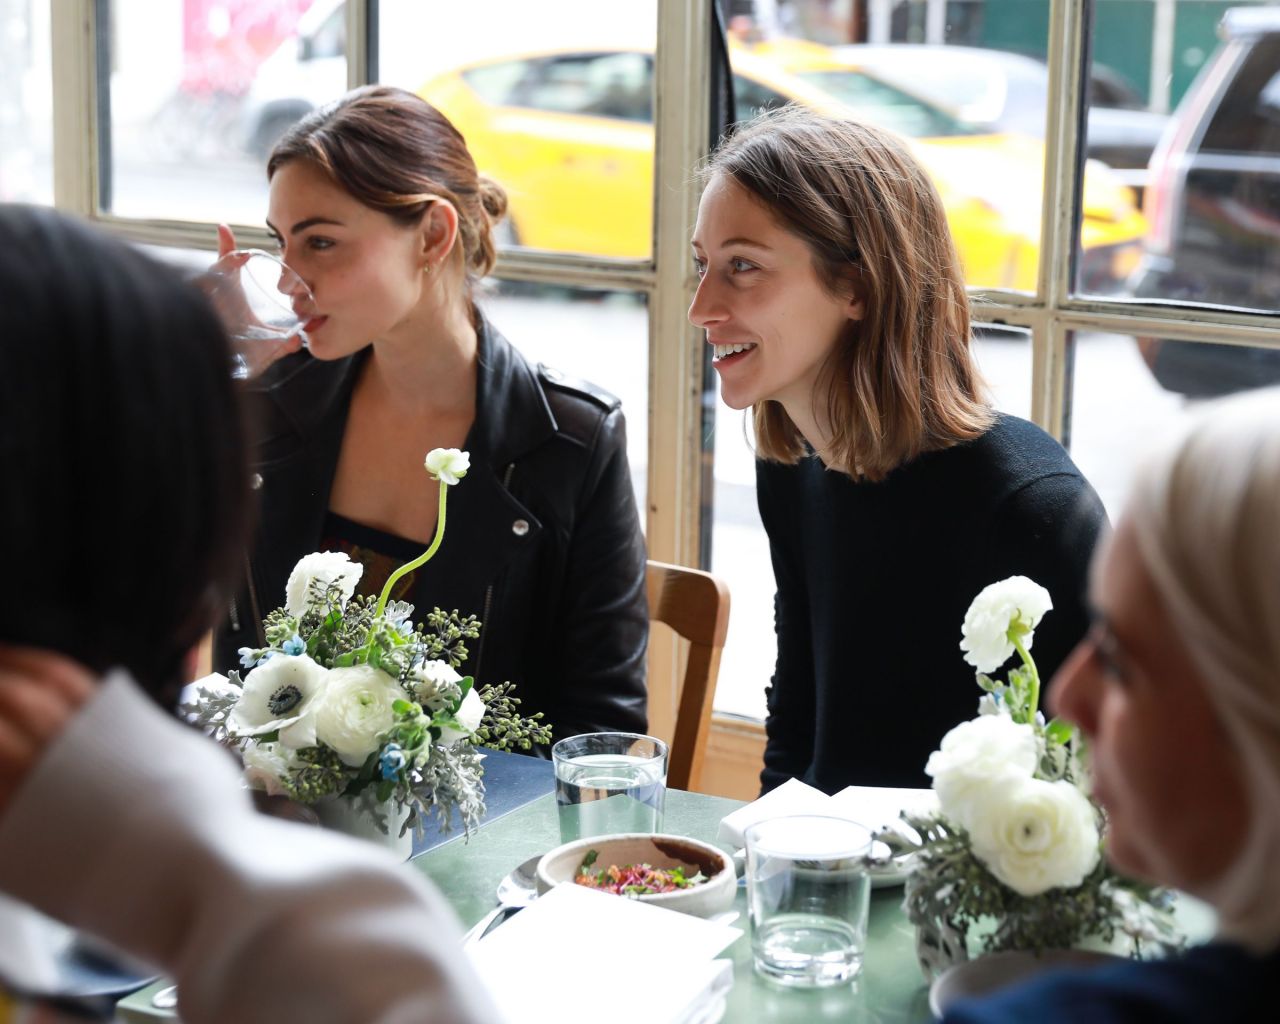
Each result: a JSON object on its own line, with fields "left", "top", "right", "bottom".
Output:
{"left": 261, "top": 312, "right": 557, "bottom": 471}
{"left": 469, "top": 315, "right": 558, "bottom": 468}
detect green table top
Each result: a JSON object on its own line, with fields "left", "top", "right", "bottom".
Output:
{"left": 121, "top": 787, "right": 933, "bottom": 1022}
{"left": 413, "top": 789, "right": 933, "bottom": 1024}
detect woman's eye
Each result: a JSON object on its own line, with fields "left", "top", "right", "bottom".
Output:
{"left": 306, "top": 237, "right": 335, "bottom": 252}
{"left": 730, "top": 258, "right": 755, "bottom": 273}
{"left": 692, "top": 258, "right": 706, "bottom": 278}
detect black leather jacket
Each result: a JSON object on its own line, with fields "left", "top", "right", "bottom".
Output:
{"left": 214, "top": 316, "right": 649, "bottom": 741}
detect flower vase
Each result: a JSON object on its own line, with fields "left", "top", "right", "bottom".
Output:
{"left": 314, "top": 796, "right": 414, "bottom": 862}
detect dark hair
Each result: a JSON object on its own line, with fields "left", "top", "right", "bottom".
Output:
{"left": 703, "top": 106, "right": 992, "bottom": 481}
{"left": 268, "top": 85, "right": 508, "bottom": 282}
{"left": 0, "top": 205, "right": 253, "bottom": 708}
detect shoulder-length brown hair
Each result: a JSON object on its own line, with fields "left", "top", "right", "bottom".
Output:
{"left": 703, "top": 105, "right": 993, "bottom": 481}
{"left": 268, "top": 85, "right": 507, "bottom": 286}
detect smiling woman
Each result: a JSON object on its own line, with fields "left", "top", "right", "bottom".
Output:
{"left": 213, "top": 86, "right": 650, "bottom": 748}
{"left": 690, "top": 106, "right": 1108, "bottom": 793}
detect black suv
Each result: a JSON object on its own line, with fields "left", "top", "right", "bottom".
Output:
{"left": 1128, "top": 6, "right": 1280, "bottom": 397}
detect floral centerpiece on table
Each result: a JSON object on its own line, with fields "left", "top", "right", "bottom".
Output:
{"left": 184, "top": 448, "right": 551, "bottom": 842}
{"left": 883, "top": 576, "right": 1180, "bottom": 976}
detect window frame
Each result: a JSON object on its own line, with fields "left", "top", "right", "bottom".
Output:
{"left": 43, "top": 0, "right": 1280, "bottom": 786}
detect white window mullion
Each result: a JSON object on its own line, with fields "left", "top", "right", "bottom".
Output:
{"left": 50, "top": 0, "right": 97, "bottom": 218}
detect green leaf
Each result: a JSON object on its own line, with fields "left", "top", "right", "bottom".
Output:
{"left": 1045, "top": 717, "right": 1076, "bottom": 746}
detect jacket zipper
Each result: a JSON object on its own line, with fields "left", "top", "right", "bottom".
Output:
{"left": 473, "top": 461, "right": 515, "bottom": 679}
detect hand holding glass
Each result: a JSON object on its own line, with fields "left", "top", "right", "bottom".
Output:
{"left": 745, "top": 815, "right": 873, "bottom": 988}
{"left": 552, "top": 732, "right": 667, "bottom": 842}
{"left": 202, "top": 248, "right": 314, "bottom": 379}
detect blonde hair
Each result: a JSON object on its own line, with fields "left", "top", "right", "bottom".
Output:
{"left": 1127, "top": 386, "right": 1280, "bottom": 951}
{"left": 702, "top": 105, "right": 992, "bottom": 480}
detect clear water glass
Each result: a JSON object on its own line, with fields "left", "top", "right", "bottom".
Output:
{"left": 552, "top": 732, "right": 668, "bottom": 842}
{"left": 745, "top": 815, "right": 873, "bottom": 988}
{"left": 201, "top": 248, "right": 315, "bottom": 379}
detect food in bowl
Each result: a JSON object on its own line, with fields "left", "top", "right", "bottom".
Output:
{"left": 536, "top": 833, "right": 737, "bottom": 917}
{"left": 574, "top": 848, "right": 708, "bottom": 895}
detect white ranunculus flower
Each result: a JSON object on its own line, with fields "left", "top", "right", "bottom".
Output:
{"left": 926, "top": 714, "right": 1039, "bottom": 827}
{"left": 242, "top": 741, "right": 299, "bottom": 798}
{"left": 965, "top": 776, "right": 1101, "bottom": 897}
{"left": 311, "top": 665, "right": 404, "bottom": 766}
{"left": 959, "top": 576, "right": 1054, "bottom": 673}
{"left": 407, "top": 658, "right": 461, "bottom": 710}
{"left": 285, "top": 551, "right": 364, "bottom": 619}
{"left": 424, "top": 447, "right": 470, "bottom": 486}
{"left": 438, "top": 687, "right": 486, "bottom": 747}
{"left": 228, "top": 654, "right": 328, "bottom": 749}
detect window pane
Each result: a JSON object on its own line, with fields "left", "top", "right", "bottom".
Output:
{"left": 1083, "top": 2, "right": 1280, "bottom": 308}
{"left": 379, "top": 1, "right": 657, "bottom": 259}
{"left": 0, "top": 0, "right": 53, "bottom": 204}
{"left": 1063, "top": 331, "right": 1277, "bottom": 516}
{"left": 720, "top": 3, "right": 1074, "bottom": 293}
{"left": 709, "top": 325, "right": 1032, "bottom": 720}
{"left": 105, "top": 0, "right": 344, "bottom": 224}
{"left": 483, "top": 280, "right": 648, "bottom": 517}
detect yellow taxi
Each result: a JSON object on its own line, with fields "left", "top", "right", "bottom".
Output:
{"left": 419, "top": 41, "right": 1146, "bottom": 292}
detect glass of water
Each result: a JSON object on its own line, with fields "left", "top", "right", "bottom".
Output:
{"left": 552, "top": 732, "right": 668, "bottom": 842}
{"left": 745, "top": 815, "right": 873, "bottom": 988}
{"left": 200, "top": 248, "right": 315, "bottom": 379}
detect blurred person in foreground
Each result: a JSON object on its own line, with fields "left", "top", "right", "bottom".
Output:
{"left": 945, "top": 386, "right": 1280, "bottom": 1022}
{"left": 0, "top": 204, "right": 501, "bottom": 1024}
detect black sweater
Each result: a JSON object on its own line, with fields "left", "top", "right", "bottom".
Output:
{"left": 757, "top": 414, "right": 1106, "bottom": 793}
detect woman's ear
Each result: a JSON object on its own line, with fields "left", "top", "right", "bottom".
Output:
{"left": 845, "top": 270, "right": 867, "bottom": 322}
{"left": 420, "top": 201, "right": 460, "bottom": 271}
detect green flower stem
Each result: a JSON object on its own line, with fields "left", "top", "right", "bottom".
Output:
{"left": 1012, "top": 633, "right": 1041, "bottom": 723}
{"left": 374, "top": 481, "right": 450, "bottom": 618}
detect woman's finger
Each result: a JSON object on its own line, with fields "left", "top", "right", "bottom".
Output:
{"left": 0, "top": 646, "right": 95, "bottom": 707}
{"left": 217, "top": 222, "right": 239, "bottom": 258}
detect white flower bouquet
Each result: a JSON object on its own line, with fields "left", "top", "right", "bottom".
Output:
{"left": 885, "top": 576, "right": 1179, "bottom": 975}
{"left": 185, "top": 448, "right": 550, "bottom": 842}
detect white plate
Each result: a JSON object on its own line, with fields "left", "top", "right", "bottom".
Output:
{"left": 868, "top": 843, "right": 916, "bottom": 889}
{"left": 929, "top": 948, "right": 1123, "bottom": 1017}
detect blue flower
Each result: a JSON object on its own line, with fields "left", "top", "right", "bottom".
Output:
{"left": 394, "top": 619, "right": 415, "bottom": 637}
{"left": 282, "top": 634, "right": 306, "bottom": 657}
{"left": 379, "top": 743, "right": 407, "bottom": 781}
{"left": 238, "top": 647, "right": 268, "bottom": 669}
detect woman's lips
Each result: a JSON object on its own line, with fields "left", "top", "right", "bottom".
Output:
{"left": 302, "top": 315, "right": 328, "bottom": 334}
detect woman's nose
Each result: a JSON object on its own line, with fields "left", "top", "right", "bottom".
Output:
{"left": 1047, "top": 641, "right": 1099, "bottom": 737}
{"left": 688, "top": 274, "right": 725, "bottom": 329}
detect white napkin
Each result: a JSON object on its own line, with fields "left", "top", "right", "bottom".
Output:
{"left": 466, "top": 882, "right": 740, "bottom": 1024}
{"left": 717, "top": 778, "right": 938, "bottom": 847}
{"left": 0, "top": 893, "right": 65, "bottom": 994}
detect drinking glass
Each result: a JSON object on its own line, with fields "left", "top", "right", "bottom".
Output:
{"left": 200, "top": 248, "right": 315, "bottom": 379}
{"left": 745, "top": 815, "right": 873, "bottom": 988}
{"left": 552, "top": 732, "right": 668, "bottom": 842}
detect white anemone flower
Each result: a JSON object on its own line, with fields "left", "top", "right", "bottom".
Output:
{"left": 228, "top": 654, "right": 328, "bottom": 749}
{"left": 284, "top": 551, "right": 364, "bottom": 619}
{"left": 424, "top": 448, "right": 470, "bottom": 486}
{"left": 959, "top": 576, "right": 1054, "bottom": 673}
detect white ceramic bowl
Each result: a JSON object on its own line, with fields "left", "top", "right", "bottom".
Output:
{"left": 536, "top": 833, "right": 737, "bottom": 918}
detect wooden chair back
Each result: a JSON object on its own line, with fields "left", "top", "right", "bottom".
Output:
{"left": 646, "top": 559, "right": 730, "bottom": 792}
